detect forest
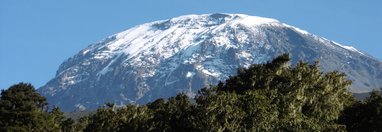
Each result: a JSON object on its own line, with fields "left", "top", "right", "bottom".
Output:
{"left": 1, "top": 54, "right": 381, "bottom": 131}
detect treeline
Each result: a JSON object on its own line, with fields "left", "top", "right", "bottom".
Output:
{"left": 1, "top": 54, "right": 382, "bottom": 131}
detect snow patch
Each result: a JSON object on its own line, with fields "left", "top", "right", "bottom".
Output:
{"left": 186, "top": 72, "right": 195, "bottom": 78}
{"left": 202, "top": 69, "right": 219, "bottom": 77}
{"left": 238, "top": 15, "right": 279, "bottom": 27}
{"left": 282, "top": 23, "right": 309, "bottom": 35}
{"left": 74, "top": 104, "right": 86, "bottom": 111}
{"left": 97, "top": 54, "right": 122, "bottom": 76}
{"left": 236, "top": 51, "right": 252, "bottom": 58}
{"left": 82, "top": 49, "right": 90, "bottom": 55}
{"left": 282, "top": 23, "right": 363, "bottom": 55}
{"left": 196, "top": 64, "right": 220, "bottom": 77}
{"left": 120, "top": 93, "right": 128, "bottom": 101}
{"left": 332, "top": 41, "right": 364, "bottom": 55}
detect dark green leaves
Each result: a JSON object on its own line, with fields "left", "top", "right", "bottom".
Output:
{"left": 4, "top": 54, "right": 377, "bottom": 131}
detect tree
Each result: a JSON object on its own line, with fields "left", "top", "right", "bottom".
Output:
{"left": 53, "top": 53, "right": 357, "bottom": 131}
{"left": 339, "top": 90, "right": 382, "bottom": 131}
{"left": 194, "top": 90, "right": 245, "bottom": 131}
{"left": 116, "top": 105, "right": 153, "bottom": 131}
{"left": 73, "top": 116, "right": 89, "bottom": 131}
{"left": 61, "top": 118, "right": 75, "bottom": 132}
{"left": 148, "top": 93, "right": 195, "bottom": 131}
{"left": 0, "top": 83, "right": 52, "bottom": 131}
{"left": 84, "top": 106, "right": 119, "bottom": 131}
{"left": 214, "top": 53, "right": 353, "bottom": 131}
{"left": 49, "top": 107, "right": 65, "bottom": 131}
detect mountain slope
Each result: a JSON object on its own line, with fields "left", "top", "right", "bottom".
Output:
{"left": 39, "top": 13, "right": 382, "bottom": 111}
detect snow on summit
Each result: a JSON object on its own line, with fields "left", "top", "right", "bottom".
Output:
{"left": 90, "top": 13, "right": 363, "bottom": 63}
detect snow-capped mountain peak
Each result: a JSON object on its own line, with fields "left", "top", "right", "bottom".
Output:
{"left": 88, "top": 14, "right": 280, "bottom": 61}
{"left": 39, "top": 13, "right": 382, "bottom": 111}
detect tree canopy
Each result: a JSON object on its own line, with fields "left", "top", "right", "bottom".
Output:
{"left": 2, "top": 54, "right": 381, "bottom": 131}
{"left": 81, "top": 53, "right": 355, "bottom": 131}
{"left": 0, "top": 83, "right": 66, "bottom": 131}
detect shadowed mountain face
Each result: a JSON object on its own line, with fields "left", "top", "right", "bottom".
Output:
{"left": 38, "top": 13, "right": 382, "bottom": 111}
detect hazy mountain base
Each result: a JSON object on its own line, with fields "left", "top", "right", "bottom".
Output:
{"left": 353, "top": 91, "right": 382, "bottom": 100}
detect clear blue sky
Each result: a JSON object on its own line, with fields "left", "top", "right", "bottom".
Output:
{"left": 1, "top": 0, "right": 381, "bottom": 90}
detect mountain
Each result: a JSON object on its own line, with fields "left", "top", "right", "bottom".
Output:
{"left": 38, "top": 13, "right": 382, "bottom": 111}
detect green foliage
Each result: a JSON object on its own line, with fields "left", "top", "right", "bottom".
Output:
{"left": 147, "top": 93, "right": 195, "bottom": 131}
{"left": 61, "top": 118, "right": 75, "bottom": 132}
{"left": 0, "top": 83, "right": 71, "bottom": 132}
{"left": 339, "top": 90, "right": 382, "bottom": 131}
{"left": 194, "top": 90, "right": 245, "bottom": 131}
{"left": 49, "top": 107, "right": 65, "bottom": 131}
{"left": 73, "top": 116, "right": 89, "bottom": 131}
{"left": 0, "top": 83, "right": 50, "bottom": 131}
{"left": 84, "top": 93, "right": 195, "bottom": 131}
{"left": 216, "top": 53, "right": 352, "bottom": 131}
{"left": 116, "top": 105, "right": 153, "bottom": 131}
{"left": 3, "top": 54, "right": 379, "bottom": 131}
